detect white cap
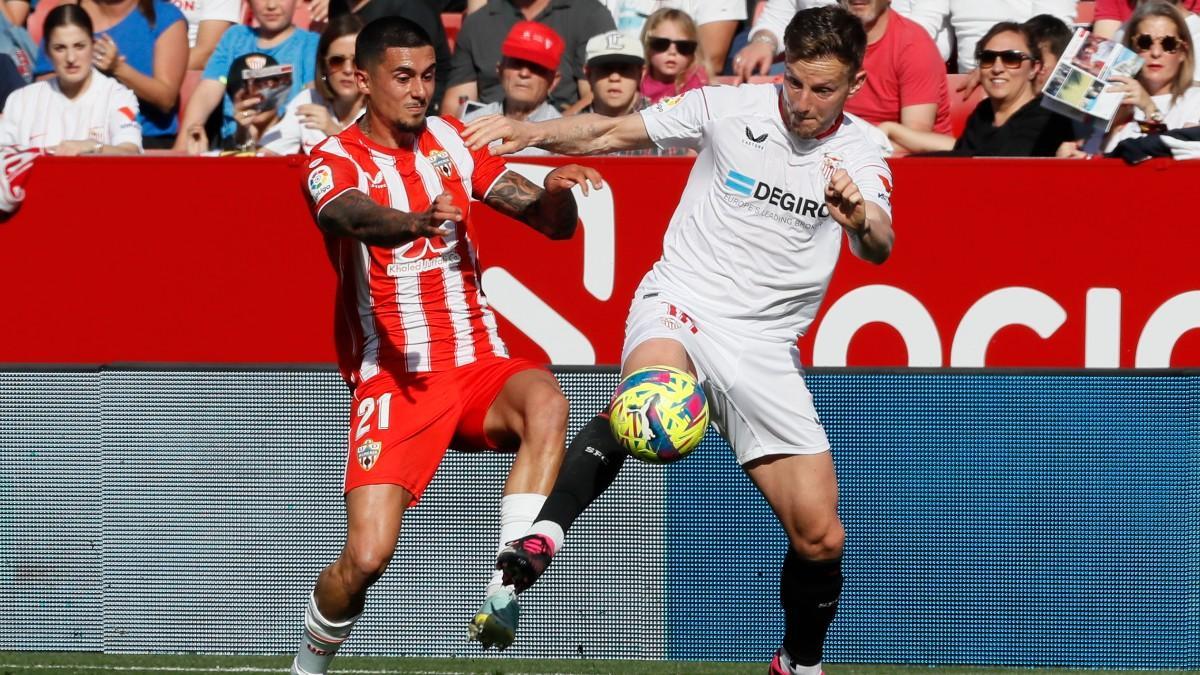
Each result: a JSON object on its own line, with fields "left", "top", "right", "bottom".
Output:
{"left": 585, "top": 30, "right": 645, "bottom": 67}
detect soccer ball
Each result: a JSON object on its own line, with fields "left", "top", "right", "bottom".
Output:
{"left": 608, "top": 366, "right": 709, "bottom": 464}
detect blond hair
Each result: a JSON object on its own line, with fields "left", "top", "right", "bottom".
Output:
{"left": 641, "top": 8, "right": 705, "bottom": 90}
{"left": 1125, "top": 0, "right": 1195, "bottom": 101}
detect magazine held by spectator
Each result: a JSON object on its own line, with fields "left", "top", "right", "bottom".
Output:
{"left": 1041, "top": 28, "right": 1143, "bottom": 129}
{"left": 242, "top": 63, "right": 293, "bottom": 112}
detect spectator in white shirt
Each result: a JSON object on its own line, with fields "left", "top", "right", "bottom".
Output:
{"left": 260, "top": 14, "right": 364, "bottom": 155}
{"left": 170, "top": 0, "right": 241, "bottom": 69}
{"left": 0, "top": 4, "right": 141, "bottom": 154}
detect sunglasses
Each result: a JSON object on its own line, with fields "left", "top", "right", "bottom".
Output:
{"left": 1133, "top": 33, "right": 1182, "bottom": 53}
{"left": 646, "top": 37, "right": 698, "bottom": 56}
{"left": 978, "top": 49, "right": 1034, "bottom": 68}
{"left": 325, "top": 53, "right": 354, "bottom": 69}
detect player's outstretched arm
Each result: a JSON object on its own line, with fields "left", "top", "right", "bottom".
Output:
{"left": 464, "top": 113, "right": 654, "bottom": 156}
{"left": 484, "top": 165, "right": 604, "bottom": 239}
{"left": 318, "top": 190, "right": 462, "bottom": 247}
{"left": 825, "top": 169, "right": 894, "bottom": 265}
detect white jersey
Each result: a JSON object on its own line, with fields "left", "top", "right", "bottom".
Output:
{"left": 0, "top": 73, "right": 142, "bottom": 150}
{"left": 638, "top": 83, "right": 893, "bottom": 341}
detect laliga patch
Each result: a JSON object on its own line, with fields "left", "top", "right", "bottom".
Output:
{"left": 653, "top": 94, "right": 684, "bottom": 112}
{"left": 308, "top": 165, "right": 334, "bottom": 202}
{"left": 427, "top": 149, "right": 455, "bottom": 178}
{"left": 356, "top": 438, "right": 382, "bottom": 471}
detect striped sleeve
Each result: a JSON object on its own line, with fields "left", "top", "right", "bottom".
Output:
{"left": 306, "top": 138, "right": 363, "bottom": 216}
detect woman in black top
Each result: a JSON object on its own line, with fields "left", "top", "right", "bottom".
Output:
{"left": 881, "top": 21, "right": 1075, "bottom": 156}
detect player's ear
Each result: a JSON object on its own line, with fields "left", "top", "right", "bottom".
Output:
{"left": 847, "top": 67, "right": 867, "bottom": 97}
{"left": 355, "top": 64, "right": 370, "bottom": 96}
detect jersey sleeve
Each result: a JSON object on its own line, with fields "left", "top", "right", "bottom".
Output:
{"left": 305, "top": 142, "right": 363, "bottom": 217}
{"left": 638, "top": 87, "right": 715, "bottom": 151}
{"left": 846, "top": 146, "right": 893, "bottom": 220}
{"left": 108, "top": 84, "right": 144, "bottom": 150}
{"left": 202, "top": 27, "right": 238, "bottom": 82}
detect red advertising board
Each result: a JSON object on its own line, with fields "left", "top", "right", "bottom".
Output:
{"left": 1, "top": 155, "right": 1196, "bottom": 368}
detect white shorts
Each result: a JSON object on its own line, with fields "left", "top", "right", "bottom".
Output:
{"left": 620, "top": 294, "right": 830, "bottom": 465}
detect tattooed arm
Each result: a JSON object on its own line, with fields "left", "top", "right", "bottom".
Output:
{"left": 484, "top": 165, "right": 605, "bottom": 240}
{"left": 318, "top": 190, "right": 462, "bottom": 247}
{"left": 465, "top": 113, "right": 654, "bottom": 156}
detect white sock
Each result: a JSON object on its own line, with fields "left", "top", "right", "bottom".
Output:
{"left": 524, "top": 520, "right": 565, "bottom": 553}
{"left": 292, "top": 593, "right": 359, "bottom": 675}
{"left": 487, "top": 493, "right": 546, "bottom": 597}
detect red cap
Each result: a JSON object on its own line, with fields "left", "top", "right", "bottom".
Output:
{"left": 501, "top": 21, "right": 565, "bottom": 73}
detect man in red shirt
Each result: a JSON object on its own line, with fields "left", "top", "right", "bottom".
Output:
{"left": 291, "top": 16, "right": 602, "bottom": 675}
{"left": 839, "top": 0, "right": 952, "bottom": 136}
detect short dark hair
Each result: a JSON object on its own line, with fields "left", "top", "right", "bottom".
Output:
{"left": 1022, "top": 14, "right": 1072, "bottom": 59}
{"left": 42, "top": 4, "right": 93, "bottom": 51}
{"left": 783, "top": 5, "right": 867, "bottom": 74}
{"left": 355, "top": 16, "right": 433, "bottom": 70}
{"left": 975, "top": 21, "right": 1039, "bottom": 62}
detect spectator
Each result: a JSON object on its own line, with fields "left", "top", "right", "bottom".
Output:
{"left": 1023, "top": 13, "right": 1072, "bottom": 89}
{"left": 640, "top": 8, "right": 706, "bottom": 103}
{"left": 730, "top": 0, "right": 833, "bottom": 80}
{"left": 898, "top": 1, "right": 1075, "bottom": 73}
{"left": 733, "top": 0, "right": 950, "bottom": 135}
{"left": 441, "top": 0, "right": 615, "bottom": 118}
{"left": 0, "top": 4, "right": 141, "bottom": 154}
{"left": 1060, "top": 0, "right": 1200, "bottom": 156}
{"left": 1093, "top": 0, "right": 1200, "bottom": 39}
{"left": 460, "top": 20, "right": 561, "bottom": 155}
{"left": 169, "top": 0, "right": 239, "bottom": 69}
{"left": 175, "top": 0, "right": 319, "bottom": 154}
{"left": 307, "top": 0, "right": 451, "bottom": 108}
{"left": 603, "top": 0, "right": 745, "bottom": 77}
{"left": 0, "top": 5, "right": 33, "bottom": 84}
{"left": 259, "top": 13, "right": 363, "bottom": 155}
{"left": 580, "top": 29, "right": 647, "bottom": 116}
{"left": 880, "top": 21, "right": 1074, "bottom": 155}
{"left": 34, "top": 0, "right": 187, "bottom": 149}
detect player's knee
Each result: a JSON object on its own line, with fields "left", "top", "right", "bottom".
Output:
{"left": 789, "top": 519, "right": 845, "bottom": 561}
{"left": 522, "top": 386, "right": 569, "bottom": 441}
{"left": 338, "top": 540, "right": 395, "bottom": 589}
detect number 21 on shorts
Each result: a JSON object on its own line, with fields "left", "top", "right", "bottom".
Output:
{"left": 354, "top": 392, "right": 392, "bottom": 440}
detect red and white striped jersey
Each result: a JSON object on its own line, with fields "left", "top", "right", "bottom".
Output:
{"left": 305, "top": 117, "right": 511, "bottom": 387}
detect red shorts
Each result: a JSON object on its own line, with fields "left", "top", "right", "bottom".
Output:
{"left": 344, "top": 356, "right": 544, "bottom": 502}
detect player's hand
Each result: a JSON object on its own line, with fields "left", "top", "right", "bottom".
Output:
{"left": 463, "top": 114, "right": 536, "bottom": 156}
{"left": 92, "top": 35, "right": 121, "bottom": 75}
{"left": 956, "top": 68, "right": 981, "bottom": 101}
{"left": 733, "top": 39, "right": 775, "bottom": 82}
{"left": 417, "top": 191, "right": 461, "bottom": 236}
{"left": 545, "top": 164, "right": 603, "bottom": 196}
{"left": 1108, "top": 75, "right": 1154, "bottom": 115}
{"left": 824, "top": 169, "right": 866, "bottom": 232}
{"left": 298, "top": 103, "right": 338, "bottom": 135}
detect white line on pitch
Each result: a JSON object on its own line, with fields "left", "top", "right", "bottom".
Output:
{"left": 0, "top": 664, "right": 593, "bottom": 675}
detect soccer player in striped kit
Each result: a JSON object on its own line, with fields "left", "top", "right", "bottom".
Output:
{"left": 465, "top": 6, "right": 894, "bottom": 674}
{"left": 292, "top": 16, "right": 603, "bottom": 675}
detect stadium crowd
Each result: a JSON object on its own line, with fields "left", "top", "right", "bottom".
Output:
{"left": 2, "top": 0, "right": 1199, "bottom": 162}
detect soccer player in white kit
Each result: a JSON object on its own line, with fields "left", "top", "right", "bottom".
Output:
{"left": 465, "top": 6, "right": 894, "bottom": 673}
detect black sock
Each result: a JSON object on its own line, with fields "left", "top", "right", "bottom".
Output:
{"left": 780, "top": 547, "right": 843, "bottom": 666}
{"left": 534, "top": 413, "right": 628, "bottom": 533}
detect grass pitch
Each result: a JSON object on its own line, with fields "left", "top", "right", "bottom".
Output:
{"left": 0, "top": 653, "right": 1194, "bottom": 675}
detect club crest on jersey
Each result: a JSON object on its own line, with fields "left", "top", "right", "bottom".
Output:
{"left": 356, "top": 439, "right": 382, "bottom": 471}
{"left": 307, "top": 165, "right": 334, "bottom": 202}
{"left": 427, "top": 149, "right": 455, "bottom": 178}
{"left": 820, "top": 153, "right": 843, "bottom": 182}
